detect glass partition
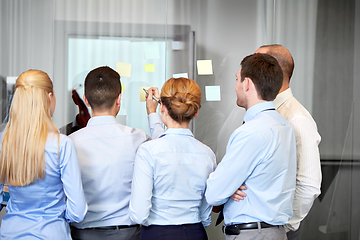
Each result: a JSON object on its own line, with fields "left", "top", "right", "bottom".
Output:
{"left": 0, "top": 0, "right": 359, "bottom": 239}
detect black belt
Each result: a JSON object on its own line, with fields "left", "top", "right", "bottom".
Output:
{"left": 223, "top": 222, "right": 278, "bottom": 235}
{"left": 86, "top": 224, "right": 140, "bottom": 230}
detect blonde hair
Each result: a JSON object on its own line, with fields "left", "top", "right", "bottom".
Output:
{"left": 161, "top": 78, "right": 201, "bottom": 123}
{"left": 0, "top": 69, "right": 59, "bottom": 186}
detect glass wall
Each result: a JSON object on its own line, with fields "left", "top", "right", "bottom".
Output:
{"left": 1, "top": 0, "right": 359, "bottom": 239}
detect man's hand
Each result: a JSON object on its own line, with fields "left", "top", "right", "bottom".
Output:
{"left": 230, "top": 185, "right": 248, "bottom": 202}
{"left": 146, "top": 87, "right": 160, "bottom": 115}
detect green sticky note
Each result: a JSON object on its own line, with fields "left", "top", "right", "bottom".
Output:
{"left": 145, "top": 64, "right": 155, "bottom": 72}
{"left": 173, "top": 73, "right": 188, "bottom": 78}
{"left": 205, "top": 86, "right": 221, "bottom": 101}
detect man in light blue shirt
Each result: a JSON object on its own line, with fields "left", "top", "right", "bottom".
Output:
{"left": 69, "top": 66, "right": 149, "bottom": 240}
{"left": 205, "top": 53, "right": 297, "bottom": 240}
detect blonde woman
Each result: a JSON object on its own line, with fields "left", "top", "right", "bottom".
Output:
{"left": 0, "top": 69, "right": 87, "bottom": 239}
{"left": 130, "top": 78, "right": 216, "bottom": 240}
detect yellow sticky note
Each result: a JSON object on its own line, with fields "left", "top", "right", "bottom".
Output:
{"left": 197, "top": 60, "right": 213, "bottom": 75}
{"left": 121, "top": 83, "right": 125, "bottom": 92}
{"left": 140, "top": 87, "right": 151, "bottom": 102}
{"left": 116, "top": 62, "right": 132, "bottom": 78}
{"left": 145, "top": 64, "right": 155, "bottom": 72}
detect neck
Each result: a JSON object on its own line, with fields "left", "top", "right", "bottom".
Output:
{"left": 245, "top": 99, "right": 267, "bottom": 111}
{"left": 165, "top": 117, "right": 190, "bottom": 129}
{"left": 91, "top": 108, "right": 119, "bottom": 118}
{"left": 279, "top": 79, "right": 290, "bottom": 94}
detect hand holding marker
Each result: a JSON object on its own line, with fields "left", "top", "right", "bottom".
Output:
{"left": 143, "top": 88, "right": 161, "bottom": 103}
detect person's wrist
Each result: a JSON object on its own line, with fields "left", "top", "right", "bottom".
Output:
{"left": 147, "top": 109, "right": 157, "bottom": 115}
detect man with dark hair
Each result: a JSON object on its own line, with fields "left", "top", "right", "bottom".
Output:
{"left": 232, "top": 45, "right": 321, "bottom": 240}
{"left": 69, "top": 66, "right": 149, "bottom": 240}
{"left": 255, "top": 44, "right": 321, "bottom": 240}
{"left": 205, "top": 53, "right": 297, "bottom": 240}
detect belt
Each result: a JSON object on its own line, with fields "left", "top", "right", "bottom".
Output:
{"left": 88, "top": 224, "right": 140, "bottom": 230}
{"left": 223, "top": 222, "right": 278, "bottom": 235}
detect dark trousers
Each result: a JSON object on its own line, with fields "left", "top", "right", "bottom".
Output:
{"left": 286, "top": 225, "right": 301, "bottom": 240}
{"left": 71, "top": 225, "right": 140, "bottom": 240}
{"left": 140, "top": 222, "right": 208, "bottom": 240}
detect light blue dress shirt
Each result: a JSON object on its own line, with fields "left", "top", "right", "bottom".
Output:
{"left": 130, "top": 116, "right": 216, "bottom": 227}
{"left": 69, "top": 116, "right": 149, "bottom": 228}
{"left": 147, "top": 112, "right": 164, "bottom": 139}
{"left": 0, "top": 133, "right": 88, "bottom": 240}
{"left": 205, "top": 101, "right": 297, "bottom": 226}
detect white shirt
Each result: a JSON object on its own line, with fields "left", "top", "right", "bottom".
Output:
{"left": 274, "top": 88, "right": 321, "bottom": 231}
{"left": 69, "top": 116, "right": 149, "bottom": 228}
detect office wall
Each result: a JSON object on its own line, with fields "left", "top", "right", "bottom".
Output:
{"left": 1, "top": 0, "right": 360, "bottom": 239}
{"left": 55, "top": 2, "right": 257, "bottom": 239}
{"left": 0, "top": 0, "right": 54, "bottom": 78}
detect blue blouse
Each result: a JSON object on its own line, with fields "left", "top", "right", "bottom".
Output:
{"left": 130, "top": 122, "right": 216, "bottom": 227}
{"left": 0, "top": 133, "right": 88, "bottom": 239}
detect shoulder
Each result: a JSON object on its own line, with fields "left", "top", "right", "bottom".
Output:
{"left": 140, "top": 134, "right": 215, "bottom": 156}
{"left": 230, "top": 111, "right": 292, "bottom": 144}
{"left": 44, "top": 133, "right": 77, "bottom": 159}
{"left": 57, "top": 133, "right": 76, "bottom": 150}
{"left": 69, "top": 123, "right": 148, "bottom": 142}
{"left": 119, "top": 124, "right": 148, "bottom": 136}
{"left": 279, "top": 97, "right": 318, "bottom": 129}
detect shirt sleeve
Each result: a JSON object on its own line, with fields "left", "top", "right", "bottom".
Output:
{"left": 59, "top": 138, "right": 88, "bottom": 223}
{"left": 0, "top": 183, "right": 3, "bottom": 210}
{"left": 199, "top": 155, "right": 217, "bottom": 227}
{"left": 148, "top": 113, "right": 165, "bottom": 139}
{"left": 199, "top": 190, "right": 212, "bottom": 227}
{"left": 129, "top": 145, "right": 154, "bottom": 224}
{"left": 285, "top": 117, "right": 321, "bottom": 231}
{"left": 205, "top": 128, "right": 261, "bottom": 206}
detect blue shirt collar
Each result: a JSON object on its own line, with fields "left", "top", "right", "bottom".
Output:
{"left": 159, "top": 128, "right": 194, "bottom": 138}
{"left": 87, "top": 115, "right": 117, "bottom": 126}
{"left": 243, "top": 101, "right": 276, "bottom": 123}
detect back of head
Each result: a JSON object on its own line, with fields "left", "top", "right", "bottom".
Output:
{"left": 85, "top": 66, "right": 121, "bottom": 111}
{"left": 240, "top": 53, "right": 283, "bottom": 101}
{"left": 258, "top": 44, "right": 294, "bottom": 81}
{"left": 161, "top": 78, "right": 201, "bottom": 123}
{"left": 0, "top": 69, "right": 58, "bottom": 186}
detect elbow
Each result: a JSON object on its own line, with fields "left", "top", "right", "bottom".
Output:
{"left": 66, "top": 203, "right": 88, "bottom": 223}
{"left": 129, "top": 204, "right": 149, "bottom": 225}
{"left": 205, "top": 189, "right": 226, "bottom": 206}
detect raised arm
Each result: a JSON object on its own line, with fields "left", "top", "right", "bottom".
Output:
{"left": 146, "top": 87, "right": 165, "bottom": 139}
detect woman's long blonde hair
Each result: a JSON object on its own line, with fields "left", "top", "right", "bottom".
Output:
{"left": 0, "top": 69, "right": 59, "bottom": 186}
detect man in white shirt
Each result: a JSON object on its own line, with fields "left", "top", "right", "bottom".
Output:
{"left": 233, "top": 45, "right": 322, "bottom": 240}
{"left": 69, "top": 66, "right": 149, "bottom": 240}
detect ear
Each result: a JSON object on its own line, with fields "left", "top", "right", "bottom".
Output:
{"left": 116, "top": 93, "right": 122, "bottom": 107}
{"left": 83, "top": 94, "right": 91, "bottom": 107}
{"left": 160, "top": 103, "right": 166, "bottom": 114}
{"left": 243, "top": 77, "right": 250, "bottom": 92}
{"left": 48, "top": 92, "right": 53, "bottom": 100}
{"left": 193, "top": 110, "right": 199, "bottom": 118}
